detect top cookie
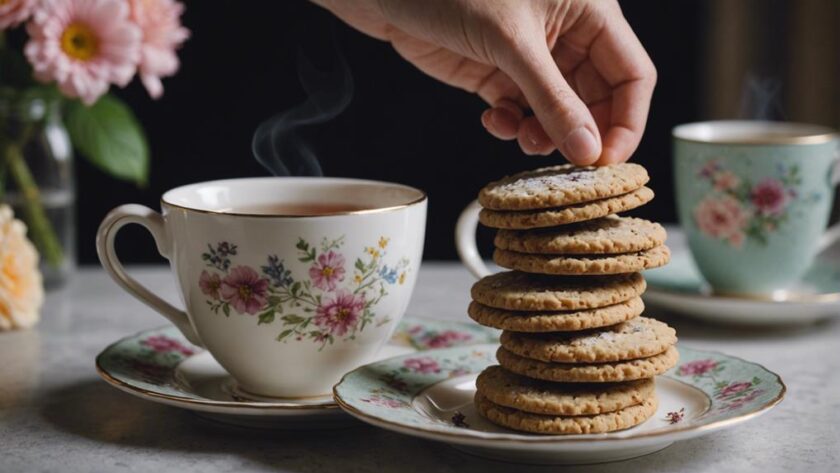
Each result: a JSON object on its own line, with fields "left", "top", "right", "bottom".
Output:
{"left": 478, "top": 163, "right": 649, "bottom": 211}
{"left": 471, "top": 271, "right": 646, "bottom": 311}
{"left": 494, "top": 216, "right": 667, "bottom": 254}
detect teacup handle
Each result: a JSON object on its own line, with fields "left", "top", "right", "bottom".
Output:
{"left": 455, "top": 200, "right": 492, "bottom": 279}
{"left": 96, "top": 204, "right": 203, "bottom": 346}
{"left": 818, "top": 151, "right": 840, "bottom": 253}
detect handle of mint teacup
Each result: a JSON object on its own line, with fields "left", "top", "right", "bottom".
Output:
{"left": 455, "top": 200, "right": 492, "bottom": 279}
{"left": 96, "top": 204, "right": 203, "bottom": 346}
{"left": 818, "top": 146, "right": 840, "bottom": 253}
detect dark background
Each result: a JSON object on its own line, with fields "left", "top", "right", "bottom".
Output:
{"left": 80, "top": 1, "right": 707, "bottom": 264}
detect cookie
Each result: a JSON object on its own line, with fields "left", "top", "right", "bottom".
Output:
{"left": 471, "top": 271, "right": 646, "bottom": 311}
{"left": 493, "top": 245, "right": 670, "bottom": 275}
{"left": 467, "top": 297, "right": 644, "bottom": 332}
{"left": 479, "top": 187, "right": 655, "bottom": 230}
{"left": 478, "top": 163, "right": 649, "bottom": 211}
{"left": 496, "top": 345, "right": 679, "bottom": 383}
{"left": 475, "top": 366, "right": 655, "bottom": 416}
{"left": 499, "top": 317, "right": 677, "bottom": 363}
{"left": 494, "top": 217, "right": 666, "bottom": 255}
{"left": 475, "top": 392, "right": 658, "bottom": 435}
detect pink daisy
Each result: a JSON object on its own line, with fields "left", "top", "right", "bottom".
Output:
{"left": 24, "top": 0, "right": 141, "bottom": 105}
{"left": 198, "top": 270, "right": 221, "bottom": 300}
{"left": 220, "top": 266, "right": 269, "bottom": 315}
{"left": 309, "top": 251, "right": 345, "bottom": 291}
{"left": 0, "top": 0, "right": 36, "bottom": 29}
{"left": 128, "top": 0, "right": 189, "bottom": 98}
{"left": 314, "top": 290, "right": 364, "bottom": 337}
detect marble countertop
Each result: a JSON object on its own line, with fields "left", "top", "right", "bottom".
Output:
{"left": 1, "top": 261, "right": 838, "bottom": 473}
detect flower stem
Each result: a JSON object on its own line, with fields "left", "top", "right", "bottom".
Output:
{"left": 3, "top": 140, "right": 64, "bottom": 267}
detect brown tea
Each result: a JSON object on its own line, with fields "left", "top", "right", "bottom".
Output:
{"left": 228, "top": 202, "right": 373, "bottom": 216}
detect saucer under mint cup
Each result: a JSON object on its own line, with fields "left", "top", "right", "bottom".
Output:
{"left": 673, "top": 121, "right": 839, "bottom": 295}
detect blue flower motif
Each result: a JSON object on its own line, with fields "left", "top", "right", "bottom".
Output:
{"left": 262, "top": 255, "right": 293, "bottom": 288}
{"left": 379, "top": 265, "right": 398, "bottom": 284}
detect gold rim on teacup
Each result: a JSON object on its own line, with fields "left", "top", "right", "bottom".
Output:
{"left": 160, "top": 177, "right": 428, "bottom": 218}
{"left": 673, "top": 120, "right": 838, "bottom": 146}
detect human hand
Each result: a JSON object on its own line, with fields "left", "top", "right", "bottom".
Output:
{"left": 311, "top": 0, "right": 656, "bottom": 165}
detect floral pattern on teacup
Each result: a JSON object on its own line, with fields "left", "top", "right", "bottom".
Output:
{"left": 198, "top": 235, "right": 410, "bottom": 349}
{"left": 693, "top": 160, "right": 808, "bottom": 247}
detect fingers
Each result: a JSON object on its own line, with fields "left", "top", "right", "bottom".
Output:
{"left": 588, "top": 10, "right": 657, "bottom": 164}
{"left": 501, "top": 41, "right": 601, "bottom": 165}
{"left": 481, "top": 99, "right": 522, "bottom": 140}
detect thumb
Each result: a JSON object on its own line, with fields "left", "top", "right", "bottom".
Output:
{"left": 502, "top": 43, "right": 601, "bottom": 165}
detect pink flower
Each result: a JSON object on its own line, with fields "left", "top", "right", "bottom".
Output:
{"left": 24, "top": 0, "right": 141, "bottom": 105}
{"left": 751, "top": 178, "right": 788, "bottom": 216}
{"left": 309, "top": 251, "right": 345, "bottom": 291}
{"left": 314, "top": 290, "right": 364, "bottom": 337}
{"left": 140, "top": 335, "right": 194, "bottom": 356}
{"left": 713, "top": 171, "right": 741, "bottom": 191}
{"left": 403, "top": 357, "right": 440, "bottom": 374}
{"left": 693, "top": 196, "right": 749, "bottom": 248}
{"left": 220, "top": 266, "right": 269, "bottom": 315}
{"left": 678, "top": 359, "right": 718, "bottom": 376}
{"left": 199, "top": 270, "right": 221, "bottom": 299}
{"left": 717, "top": 381, "right": 753, "bottom": 399}
{"left": 425, "top": 330, "right": 472, "bottom": 348}
{"left": 0, "top": 0, "right": 36, "bottom": 29}
{"left": 128, "top": 0, "right": 189, "bottom": 98}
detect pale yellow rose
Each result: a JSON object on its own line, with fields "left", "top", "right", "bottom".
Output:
{"left": 0, "top": 205, "right": 44, "bottom": 330}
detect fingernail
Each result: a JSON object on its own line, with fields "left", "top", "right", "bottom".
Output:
{"left": 563, "top": 128, "right": 599, "bottom": 164}
{"left": 480, "top": 110, "right": 492, "bottom": 129}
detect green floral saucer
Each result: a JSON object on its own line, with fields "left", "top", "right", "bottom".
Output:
{"left": 644, "top": 247, "right": 840, "bottom": 326}
{"left": 96, "top": 317, "right": 499, "bottom": 429}
{"left": 334, "top": 344, "right": 785, "bottom": 465}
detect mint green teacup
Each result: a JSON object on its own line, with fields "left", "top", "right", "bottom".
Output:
{"left": 673, "top": 121, "right": 839, "bottom": 295}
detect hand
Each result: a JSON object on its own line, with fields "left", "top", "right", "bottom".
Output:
{"left": 311, "top": 0, "right": 656, "bottom": 165}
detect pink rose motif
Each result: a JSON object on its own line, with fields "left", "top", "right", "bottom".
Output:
{"left": 725, "top": 389, "right": 765, "bottom": 411}
{"left": 314, "top": 290, "right": 364, "bottom": 337}
{"left": 425, "top": 330, "right": 472, "bottom": 348}
{"left": 693, "top": 195, "right": 749, "bottom": 247}
{"left": 403, "top": 357, "right": 440, "bottom": 374}
{"left": 713, "top": 171, "right": 741, "bottom": 191}
{"left": 141, "top": 335, "right": 194, "bottom": 356}
{"left": 220, "top": 266, "right": 270, "bottom": 315}
{"left": 751, "top": 178, "right": 788, "bottom": 216}
{"left": 199, "top": 270, "right": 222, "bottom": 299}
{"left": 717, "top": 381, "right": 753, "bottom": 399}
{"left": 309, "top": 251, "right": 346, "bottom": 291}
{"left": 678, "top": 359, "right": 718, "bottom": 376}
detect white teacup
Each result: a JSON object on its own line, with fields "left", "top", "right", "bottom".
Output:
{"left": 97, "top": 177, "right": 427, "bottom": 398}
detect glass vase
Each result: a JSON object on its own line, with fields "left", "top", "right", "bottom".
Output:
{"left": 0, "top": 92, "right": 75, "bottom": 288}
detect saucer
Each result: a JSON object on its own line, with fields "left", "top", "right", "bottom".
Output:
{"left": 643, "top": 247, "right": 840, "bottom": 326}
{"left": 95, "top": 317, "right": 499, "bottom": 429}
{"left": 334, "top": 344, "right": 785, "bottom": 465}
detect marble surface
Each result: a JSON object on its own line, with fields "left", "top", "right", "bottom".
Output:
{"left": 1, "top": 260, "right": 838, "bottom": 473}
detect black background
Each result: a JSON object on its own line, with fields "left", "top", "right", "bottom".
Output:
{"left": 79, "top": 0, "right": 706, "bottom": 264}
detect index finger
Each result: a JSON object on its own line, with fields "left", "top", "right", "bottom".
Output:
{"left": 588, "top": 12, "right": 657, "bottom": 164}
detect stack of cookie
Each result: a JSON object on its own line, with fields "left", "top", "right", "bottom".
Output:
{"left": 468, "top": 163, "right": 678, "bottom": 435}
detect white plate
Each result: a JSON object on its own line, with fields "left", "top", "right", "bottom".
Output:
{"left": 334, "top": 344, "right": 785, "bottom": 465}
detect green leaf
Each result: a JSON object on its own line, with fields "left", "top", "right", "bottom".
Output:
{"left": 281, "top": 314, "right": 305, "bottom": 324}
{"left": 291, "top": 281, "right": 301, "bottom": 296}
{"left": 268, "top": 295, "right": 284, "bottom": 306}
{"left": 355, "top": 259, "right": 365, "bottom": 271}
{"left": 65, "top": 94, "right": 149, "bottom": 185}
{"left": 276, "top": 329, "right": 293, "bottom": 341}
{"left": 258, "top": 310, "right": 275, "bottom": 325}
{"left": 222, "top": 303, "right": 230, "bottom": 317}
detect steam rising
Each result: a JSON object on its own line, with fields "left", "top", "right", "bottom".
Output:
{"left": 739, "top": 75, "right": 785, "bottom": 121}
{"left": 252, "top": 38, "right": 353, "bottom": 176}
